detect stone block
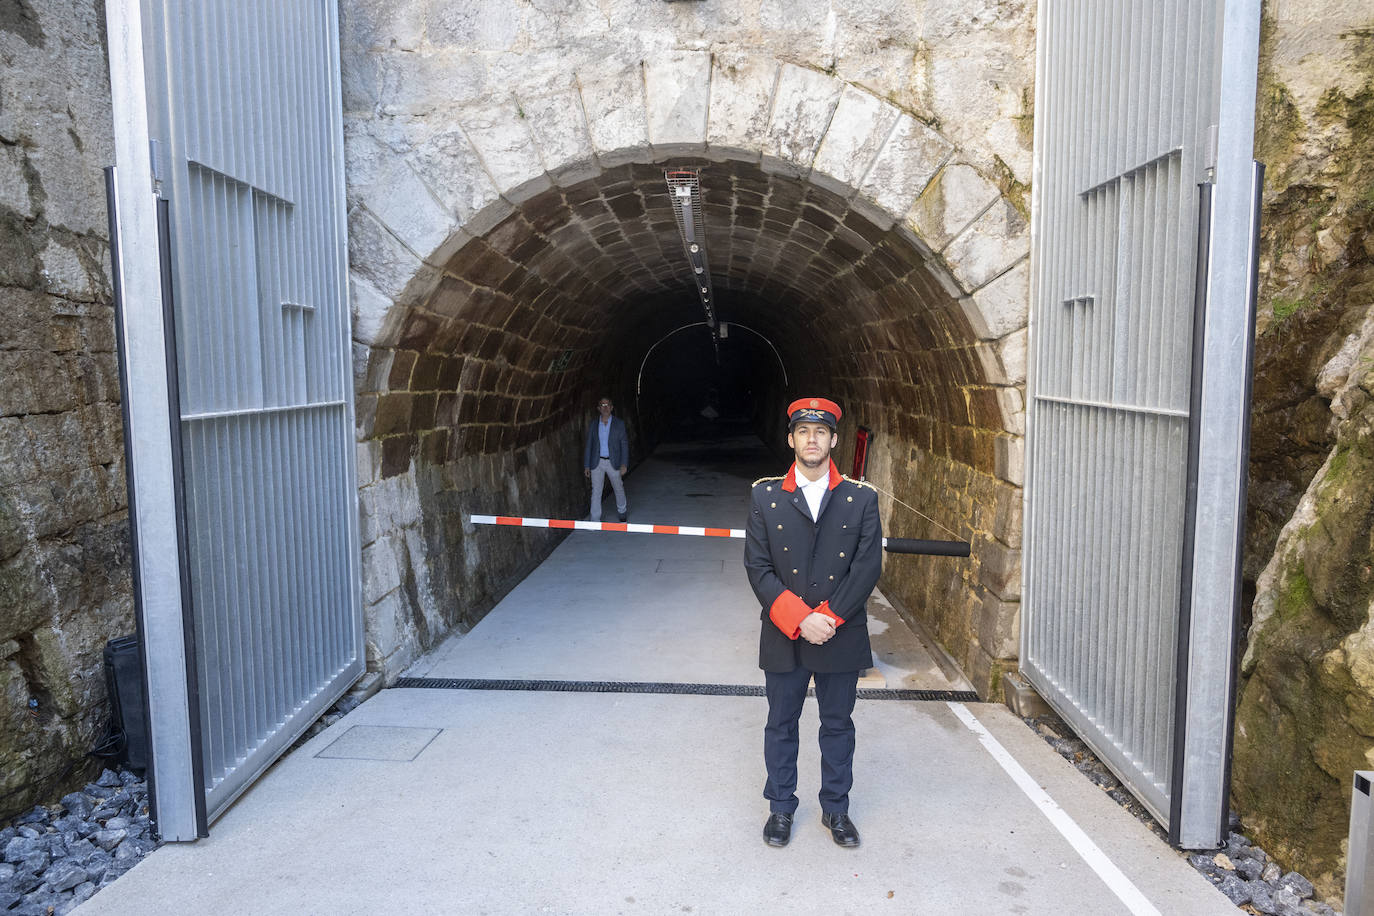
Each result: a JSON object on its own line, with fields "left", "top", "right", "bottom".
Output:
{"left": 354, "top": 393, "right": 378, "bottom": 438}
{"left": 973, "top": 342, "right": 1010, "bottom": 386}
{"left": 858, "top": 114, "right": 953, "bottom": 221}
{"left": 967, "top": 259, "right": 1030, "bottom": 341}
{"left": 381, "top": 434, "right": 417, "bottom": 478}
{"left": 459, "top": 103, "right": 548, "bottom": 198}
{"left": 810, "top": 87, "right": 901, "bottom": 197}
{"left": 349, "top": 273, "right": 404, "bottom": 349}
{"left": 371, "top": 393, "right": 413, "bottom": 438}
{"left": 577, "top": 61, "right": 651, "bottom": 166}
{"left": 976, "top": 593, "right": 1021, "bottom": 661}
{"left": 990, "top": 482, "right": 1023, "bottom": 548}
{"left": 373, "top": 470, "right": 422, "bottom": 531}
{"left": 426, "top": 0, "right": 520, "bottom": 49}
{"left": 966, "top": 645, "right": 997, "bottom": 701}
{"left": 644, "top": 51, "right": 711, "bottom": 152}
{"left": 706, "top": 54, "right": 776, "bottom": 156}
{"left": 461, "top": 200, "right": 517, "bottom": 240}
{"left": 345, "top": 131, "right": 456, "bottom": 266}
{"left": 0, "top": 351, "right": 79, "bottom": 418}
{"left": 1002, "top": 672, "right": 1051, "bottom": 718}
{"left": 944, "top": 202, "right": 1029, "bottom": 294}
{"left": 397, "top": 123, "right": 503, "bottom": 234}
{"left": 356, "top": 440, "right": 379, "bottom": 488}
{"left": 363, "top": 589, "right": 409, "bottom": 675}
{"left": 362, "top": 535, "right": 401, "bottom": 605}
{"left": 26, "top": 131, "right": 108, "bottom": 240}
{"left": 351, "top": 341, "right": 371, "bottom": 392}
{"left": 0, "top": 145, "right": 33, "bottom": 218}
{"left": 38, "top": 239, "right": 95, "bottom": 302}
{"left": 340, "top": 1, "right": 424, "bottom": 53}
{"left": 994, "top": 435, "right": 1025, "bottom": 487}
{"left": 996, "top": 387, "right": 1025, "bottom": 436}
{"left": 909, "top": 161, "right": 1002, "bottom": 252}
{"left": 995, "top": 328, "right": 1027, "bottom": 385}
{"left": 346, "top": 206, "right": 439, "bottom": 309}
{"left": 977, "top": 536, "right": 1022, "bottom": 600}
{"left": 765, "top": 64, "right": 843, "bottom": 172}
{"left": 520, "top": 90, "right": 598, "bottom": 183}
{"left": 19, "top": 413, "right": 91, "bottom": 477}
{"left": 0, "top": 418, "right": 39, "bottom": 487}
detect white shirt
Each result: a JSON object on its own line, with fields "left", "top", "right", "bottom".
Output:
{"left": 794, "top": 466, "right": 829, "bottom": 521}
{"left": 598, "top": 417, "right": 611, "bottom": 457}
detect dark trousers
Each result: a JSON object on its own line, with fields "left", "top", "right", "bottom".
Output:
{"left": 763, "top": 666, "right": 860, "bottom": 815}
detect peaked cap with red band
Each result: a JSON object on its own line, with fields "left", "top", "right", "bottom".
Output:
{"left": 786, "top": 397, "right": 842, "bottom": 430}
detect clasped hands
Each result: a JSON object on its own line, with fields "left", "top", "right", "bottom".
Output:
{"left": 799, "top": 611, "right": 837, "bottom": 646}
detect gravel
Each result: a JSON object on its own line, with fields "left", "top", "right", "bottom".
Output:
{"left": 1022, "top": 713, "right": 1342, "bottom": 916}
{"left": 0, "top": 768, "right": 157, "bottom": 915}
{"left": 1, "top": 686, "right": 370, "bottom": 913}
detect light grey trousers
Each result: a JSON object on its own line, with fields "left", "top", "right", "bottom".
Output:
{"left": 589, "top": 458, "right": 627, "bottom": 520}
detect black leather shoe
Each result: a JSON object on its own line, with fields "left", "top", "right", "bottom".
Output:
{"left": 763, "top": 812, "right": 793, "bottom": 847}
{"left": 618, "top": 511, "right": 628, "bottom": 522}
{"left": 821, "top": 811, "right": 861, "bottom": 847}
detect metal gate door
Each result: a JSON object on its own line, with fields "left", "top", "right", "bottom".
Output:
{"left": 105, "top": 0, "right": 363, "bottom": 838}
{"left": 1022, "top": 1, "right": 1262, "bottom": 847}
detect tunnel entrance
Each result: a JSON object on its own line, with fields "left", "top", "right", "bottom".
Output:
{"left": 354, "top": 156, "right": 1025, "bottom": 699}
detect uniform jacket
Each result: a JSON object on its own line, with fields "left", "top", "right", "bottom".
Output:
{"left": 583, "top": 415, "right": 629, "bottom": 470}
{"left": 744, "top": 458, "right": 882, "bottom": 673}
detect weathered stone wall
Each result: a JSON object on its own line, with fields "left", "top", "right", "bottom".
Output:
{"left": 0, "top": 0, "right": 127, "bottom": 820}
{"left": 340, "top": 0, "right": 1035, "bottom": 694}
{"left": 1233, "top": 0, "right": 1374, "bottom": 899}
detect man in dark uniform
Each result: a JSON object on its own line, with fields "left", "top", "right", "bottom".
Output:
{"left": 744, "top": 397, "right": 882, "bottom": 849}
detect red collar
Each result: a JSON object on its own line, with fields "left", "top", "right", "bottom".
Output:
{"left": 781, "top": 459, "right": 842, "bottom": 492}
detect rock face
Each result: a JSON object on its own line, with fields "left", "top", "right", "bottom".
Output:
{"left": 0, "top": 0, "right": 130, "bottom": 822}
{"left": 1233, "top": 0, "right": 1374, "bottom": 899}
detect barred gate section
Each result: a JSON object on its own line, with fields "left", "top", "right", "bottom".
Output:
{"left": 142, "top": 1, "right": 363, "bottom": 823}
{"left": 1022, "top": 0, "right": 1260, "bottom": 847}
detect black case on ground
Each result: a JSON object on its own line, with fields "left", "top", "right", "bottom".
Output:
{"left": 102, "top": 634, "right": 149, "bottom": 773}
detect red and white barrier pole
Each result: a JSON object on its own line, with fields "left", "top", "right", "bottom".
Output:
{"left": 467, "top": 515, "right": 971, "bottom": 557}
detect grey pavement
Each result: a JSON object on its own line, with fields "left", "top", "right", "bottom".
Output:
{"left": 76, "top": 435, "right": 1237, "bottom": 915}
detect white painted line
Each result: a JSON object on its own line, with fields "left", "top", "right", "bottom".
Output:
{"left": 947, "top": 702, "right": 1162, "bottom": 916}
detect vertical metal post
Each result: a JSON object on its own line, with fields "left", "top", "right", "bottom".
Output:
{"left": 1348, "top": 771, "right": 1374, "bottom": 916}
{"left": 1171, "top": 0, "right": 1263, "bottom": 848}
{"left": 104, "top": 0, "right": 205, "bottom": 840}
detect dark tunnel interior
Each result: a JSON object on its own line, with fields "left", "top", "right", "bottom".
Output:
{"left": 356, "top": 156, "right": 1023, "bottom": 694}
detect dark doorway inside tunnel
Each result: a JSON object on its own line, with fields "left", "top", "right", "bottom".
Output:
{"left": 634, "top": 319, "right": 788, "bottom": 447}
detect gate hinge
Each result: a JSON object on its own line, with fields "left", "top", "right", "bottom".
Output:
{"left": 1203, "top": 124, "right": 1219, "bottom": 178}
{"left": 149, "top": 139, "right": 166, "bottom": 197}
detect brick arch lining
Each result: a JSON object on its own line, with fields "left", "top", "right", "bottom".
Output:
{"left": 352, "top": 154, "right": 1025, "bottom": 697}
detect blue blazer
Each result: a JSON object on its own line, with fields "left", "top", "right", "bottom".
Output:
{"left": 584, "top": 416, "right": 629, "bottom": 469}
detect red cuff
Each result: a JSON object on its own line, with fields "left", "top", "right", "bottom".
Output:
{"left": 816, "top": 601, "right": 844, "bottom": 627}
{"left": 768, "top": 591, "right": 813, "bottom": 639}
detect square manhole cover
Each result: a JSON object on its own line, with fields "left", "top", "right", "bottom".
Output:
{"left": 654, "top": 559, "right": 725, "bottom": 573}
{"left": 314, "top": 725, "right": 441, "bottom": 761}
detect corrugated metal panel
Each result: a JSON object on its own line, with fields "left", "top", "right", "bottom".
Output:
{"left": 1023, "top": 0, "right": 1260, "bottom": 846}
{"left": 142, "top": 0, "right": 363, "bottom": 823}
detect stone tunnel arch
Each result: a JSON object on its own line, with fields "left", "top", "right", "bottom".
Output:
{"left": 342, "top": 48, "right": 1031, "bottom": 697}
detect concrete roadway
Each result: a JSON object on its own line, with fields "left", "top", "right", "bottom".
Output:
{"left": 76, "top": 435, "right": 1237, "bottom": 916}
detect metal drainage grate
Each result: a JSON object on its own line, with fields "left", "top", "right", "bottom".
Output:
{"left": 391, "top": 677, "right": 978, "bottom": 702}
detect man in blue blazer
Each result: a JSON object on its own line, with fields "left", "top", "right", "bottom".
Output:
{"left": 583, "top": 396, "right": 629, "bottom": 522}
